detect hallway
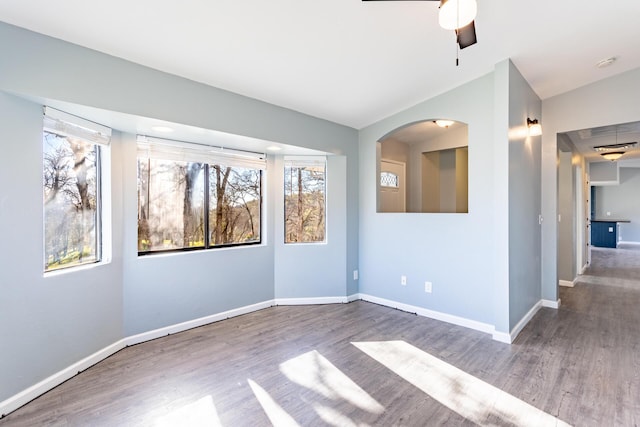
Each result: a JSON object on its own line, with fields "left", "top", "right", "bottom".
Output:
{"left": 549, "top": 244, "right": 640, "bottom": 425}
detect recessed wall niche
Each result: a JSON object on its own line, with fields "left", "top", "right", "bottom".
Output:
{"left": 377, "top": 119, "right": 468, "bottom": 213}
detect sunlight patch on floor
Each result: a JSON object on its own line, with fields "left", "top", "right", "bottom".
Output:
{"left": 313, "top": 403, "right": 370, "bottom": 427}
{"left": 248, "top": 379, "right": 301, "bottom": 427}
{"left": 155, "top": 395, "right": 222, "bottom": 427}
{"left": 353, "top": 341, "right": 571, "bottom": 427}
{"left": 279, "top": 350, "right": 384, "bottom": 415}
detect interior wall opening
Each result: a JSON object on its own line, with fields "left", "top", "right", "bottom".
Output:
{"left": 376, "top": 119, "right": 469, "bottom": 213}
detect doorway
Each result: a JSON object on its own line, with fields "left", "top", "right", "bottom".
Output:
{"left": 380, "top": 159, "right": 406, "bottom": 212}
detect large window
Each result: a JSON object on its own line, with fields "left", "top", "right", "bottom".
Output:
{"left": 137, "top": 137, "right": 263, "bottom": 254}
{"left": 284, "top": 156, "right": 326, "bottom": 243}
{"left": 43, "top": 107, "right": 111, "bottom": 272}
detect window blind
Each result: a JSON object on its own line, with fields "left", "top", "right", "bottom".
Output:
{"left": 137, "top": 135, "right": 267, "bottom": 170}
{"left": 43, "top": 106, "right": 112, "bottom": 146}
{"left": 284, "top": 155, "right": 326, "bottom": 172}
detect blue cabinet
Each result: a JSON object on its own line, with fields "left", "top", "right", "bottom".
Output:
{"left": 591, "top": 221, "right": 617, "bottom": 248}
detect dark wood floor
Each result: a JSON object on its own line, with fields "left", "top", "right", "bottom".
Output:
{"left": 2, "top": 247, "right": 639, "bottom": 426}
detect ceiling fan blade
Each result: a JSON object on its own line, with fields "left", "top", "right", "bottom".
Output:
{"left": 456, "top": 20, "right": 477, "bottom": 49}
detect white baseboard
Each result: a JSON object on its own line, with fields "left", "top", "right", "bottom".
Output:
{"left": 509, "top": 301, "right": 542, "bottom": 343}
{"left": 274, "top": 296, "right": 348, "bottom": 305}
{"left": 0, "top": 339, "right": 127, "bottom": 417}
{"left": 618, "top": 241, "right": 640, "bottom": 246}
{"left": 559, "top": 280, "right": 575, "bottom": 288}
{"left": 0, "top": 292, "right": 527, "bottom": 417}
{"left": 504, "top": 298, "right": 561, "bottom": 344}
{"left": 125, "top": 300, "right": 275, "bottom": 346}
{"left": 358, "top": 293, "right": 496, "bottom": 335}
{"left": 580, "top": 264, "right": 588, "bottom": 275}
{"left": 1, "top": 301, "right": 276, "bottom": 418}
{"left": 542, "top": 299, "right": 561, "bottom": 309}
{"left": 492, "top": 331, "right": 512, "bottom": 344}
{"left": 347, "top": 293, "right": 360, "bottom": 303}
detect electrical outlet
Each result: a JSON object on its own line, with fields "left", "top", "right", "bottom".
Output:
{"left": 353, "top": 270, "right": 358, "bottom": 280}
{"left": 401, "top": 275, "right": 407, "bottom": 286}
{"left": 425, "top": 281, "right": 432, "bottom": 293}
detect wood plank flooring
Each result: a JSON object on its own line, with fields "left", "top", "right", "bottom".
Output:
{"left": 2, "top": 247, "right": 640, "bottom": 426}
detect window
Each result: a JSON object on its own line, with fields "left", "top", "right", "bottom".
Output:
{"left": 284, "top": 156, "right": 326, "bottom": 243}
{"left": 380, "top": 171, "right": 399, "bottom": 188}
{"left": 137, "top": 137, "right": 263, "bottom": 254}
{"left": 43, "top": 107, "right": 111, "bottom": 272}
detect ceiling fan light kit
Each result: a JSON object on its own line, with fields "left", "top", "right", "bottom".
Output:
{"left": 362, "top": 0, "right": 478, "bottom": 60}
{"left": 438, "top": 0, "right": 477, "bottom": 30}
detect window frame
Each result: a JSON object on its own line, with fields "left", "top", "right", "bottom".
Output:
{"left": 136, "top": 136, "right": 265, "bottom": 256}
{"left": 42, "top": 107, "right": 111, "bottom": 273}
{"left": 283, "top": 156, "right": 327, "bottom": 245}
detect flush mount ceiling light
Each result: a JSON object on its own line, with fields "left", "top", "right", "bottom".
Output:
{"left": 266, "top": 145, "right": 283, "bottom": 151}
{"left": 435, "top": 119, "right": 455, "bottom": 128}
{"left": 601, "top": 152, "right": 624, "bottom": 161}
{"left": 596, "top": 56, "right": 617, "bottom": 69}
{"left": 527, "top": 118, "right": 542, "bottom": 136}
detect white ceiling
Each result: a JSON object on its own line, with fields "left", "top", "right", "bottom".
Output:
{"left": 1, "top": 0, "right": 639, "bottom": 131}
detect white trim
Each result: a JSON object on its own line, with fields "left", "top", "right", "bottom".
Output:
{"left": 274, "top": 296, "right": 348, "bottom": 306}
{"left": 559, "top": 279, "right": 575, "bottom": 288}
{"left": 0, "top": 339, "right": 126, "bottom": 417}
{"left": 504, "top": 298, "right": 561, "bottom": 344}
{"left": 358, "top": 293, "right": 495, "bottom": 335}
{"left": 492, "top": 331, "right": 512, "bottom": 344}
{"left": 0, "top": 300, "right": 274, "bottom": 418}
{"left": 0, "top": 293, "right": 527, "bottom": 417}
{"left": 580, "top": 264, "right": 588, "bottom": 275}
{"left": 347, "top": 293, "right": 360, "bottom": 303}
{"left": 618, "top": 241, "right": 640, "bottom": 246}
{"left": 542, "top": 299, "right": 561, "bottom": 309}
{"left": 509, "top": 301, "right": 542, "bottom": 343}
{"left": 124, "top": 300, "right": 274, "bottom": 346}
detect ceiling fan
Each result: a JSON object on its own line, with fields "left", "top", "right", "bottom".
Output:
{"left": 362, "top": 0, "right": 478, "bottom": 62}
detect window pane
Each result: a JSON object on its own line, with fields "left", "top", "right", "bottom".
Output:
{"left": 138, "top": 159, "right": 205, "bottom": 252}
{"left": 43, "top": 132, "right": 99, "bottom": 271}
{"left": 284, "top": 164, "right": 326, "bottom": 243}
{"left": 380, "top": 171, "right": 399, "bottom": 188}
{"left": 209, "top": 166, "right": 261, "bottom": 245}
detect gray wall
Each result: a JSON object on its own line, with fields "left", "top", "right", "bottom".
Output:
{"left": 359, "top": 71, "right": 503, "bottom": 330}
{"left": 595, "top": 167, "right": 640, "bottom": 242}
{"left": 557, "top": 151, "right": 574, "bottom": 282}
{"left": 0, "top": 21, "right": 358, "bottom": 402}
{"left": 0, "top": 92, "right": 124, "bottom": 403}
{"left": 359, "top": 60, "right": 541, "bottom": 335}
{"left": 542, "top": 67, "right": 640, "bottom": 302}
{"left": 274, "top": 155, "right": 348, "bottom": 299}
{"left": 505, "top": 60, "right": 542, "bottom": 329}
{"left": 590, "top": 161, "right": 619, "bottom": 184}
